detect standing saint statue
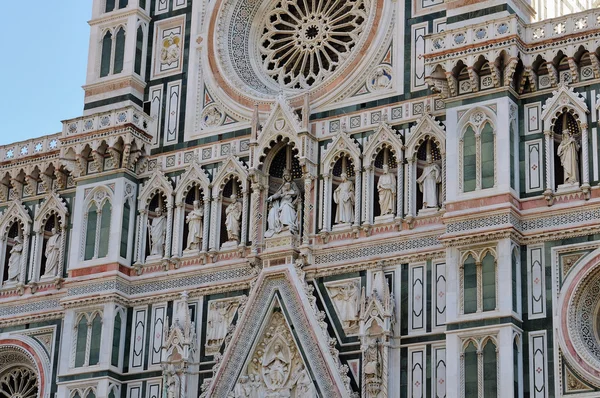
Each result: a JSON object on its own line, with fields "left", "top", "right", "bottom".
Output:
{"left": 6, "top": 236, "right": 23, "bottom": 283}
{"left": 43, "top": 228, "right": 61, "bottom": 277}
{"left": 185, "top": 200, "right": 203, "bottom": 251}
{"left": 225, "top": 194, "right": 242, "bottom": 242}
{"left": 328, "top": 282, "right": 360, "bottom": 330}
{"left": 417, "top": 154, "right": 442, "bottom": 209}
{"left": 557, "top": 123, "right": 580, "bottom": 185}
{"left": 377, "top": 164, "right": 396, "bottom": 216}
{"left": 333, "top": 173, "right": 355, "bottom": 224}
{"left": 148, "top": 207, "right": 167, "bottom": 257}
{"left": 265, "top": 169, "right": 298, "bottom": 237}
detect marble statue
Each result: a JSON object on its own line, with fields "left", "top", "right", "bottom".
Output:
{"left": 265, "top": 170, "right": 299, "bottom": 237}
{"left": 6, "top": 236, "right": 22, "bottom": 283}
{"left": 377, "top": 164, "right": 396, "bottom": 215}
{"left": 149, "top": 207, "right": 167, "bottom": 257}
{"left": 417, "top": 155, "right": 442, "bottom": 209}
{"left": 185, "top": 200, "right": 204, "bottom": 251}
{"left": 328, "top": 281, "right": 360, "bottom": 331}
{"left": 262, "top": 342, "right": 290, "bottom": 388}
{"left": 333, "top": 173, "right": 355, "bottom": 224}
{"left": 43, "top": 228, "right": 61, "bottom": 277}
{"left": 557, "top": 129, "right": 580, "bottom": 185}
{"left": 225, "top": 195, "right": 242, "bottom": 242}
{"left": 206, "top": 300, "right": 238, "bottom": 352}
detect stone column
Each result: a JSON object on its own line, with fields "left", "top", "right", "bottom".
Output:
{"left": 397, "top": 160, "right": 403, "bottom": 219}
{"left": 30, "top": 230, "right": 40, "bottom": 283}
{"left": 135, "top": 209, "right": 147, "bottom": 264}
{"left": 164, "top": 202, "right": 174, "bottom": 258}
{"left": 209, "top": 195, "right": 219, "bottom": 252}
{"left": 240, "top": 188, "right": 249, "bottom": 247}
{"left": 250, "top": 183, "right": 262, "bottom": 254}
{"left": 544, "top": 130, "right": 553, "bottom": 194}
{"left": 581, "top": 123, "right": 590, "bottom": 190}
{"left": 441, "top": 154, "right": 447, "bottom": 209}
{"left": 475, "top": 132, "right": 482, "bottom": 191}
{"left": 302, "top": 175, "right": 313, "bottom": 245}
{"left": 202, "top": 194, "right": 211, "bottom": 253}
{"left": 363, "top": 166, "right": 372, "bottom": 224}
{"left": 354, "top": 169, "right": 361, "bottom": 227}
{"left": 172, "top": 203, "right": 184, "bottom": 257}
{"left": 322, "top": 175, "right": 330, "bottom": 232}
{"left": 406, "top": 159, "right": 415, "bottom": 218}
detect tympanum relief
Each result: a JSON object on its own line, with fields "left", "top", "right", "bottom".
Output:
{"left": 230, "top": 311, "right": 316, "bottom": 398}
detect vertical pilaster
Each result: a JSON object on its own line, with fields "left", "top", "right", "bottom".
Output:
{"left": 202, "top": 194, "right": 210, "bottom": 253}
{"left": 240, "top": 189, "right": 249, "bottom": 246}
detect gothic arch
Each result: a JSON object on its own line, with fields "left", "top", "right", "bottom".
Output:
{"left": 322, "top": 132, "right": 362, "bottom": 176}
{"left": 405, "top": 114, "right": 446, "bottom": 161}
{"left": 34, "top": 193, "right": 69, "bottom": 233}
{"left": 174, "top": 160, "right": 211, "bottom": 204}
{"left": 138, "top": 168, "right": 174, "bottom": 208}
{"left": 457, "top": 107, "right": 497, "bottom": 137}
{"left": 363, "top": 122, "right": 404, "bottom": 165}
{"left": 254, "top": 97, "right": 304, "bottom": 169}
{"left": 0, "top": 201, "right": 31, "bottom": 240}
{"left": 212, "top": 156, "right": 249, "bottom": 194}
{"left": 541, "top": 84, "right": 588, "bottom": 131}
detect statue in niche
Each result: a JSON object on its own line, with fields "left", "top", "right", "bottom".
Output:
{"left": 557, "top": 117, "right": 580, "bottom": 185}
{"left": 43, "top": 228, "right": 61, "bottom": 277}
{"left": 206, "top": 300, "right": 239, "bottom": 353}
{"left": 333, "top": 173, "right": 355, "bottom": 224}
{"left": 328, "top": 281, "right": 360, "bottom": 332}
{"left": 6, "top": 236, "right": 22, "bottom": 283}
{"left": 265, "top": 169, "right": 299, "bottom": 238}
{"left": 377, "top": 164, "right": 396, "bottom": 216}
{"left": 148, "top": 207, "right": 167, "bottom": 257}
{"left": 417, "top": 153, "right": 441, "bottom": 209}
{"left": 225, "top": 194, "right": 242, "bottom": 242}
{"left": 185, "top": 200, "right": 204, "bottom": 251}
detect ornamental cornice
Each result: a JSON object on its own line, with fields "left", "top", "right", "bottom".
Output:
{"left": 88, "top": 7, "right": 151, "bottom": 26}
{"left": 60, "top": 292, "right": 130, "bottom": 309}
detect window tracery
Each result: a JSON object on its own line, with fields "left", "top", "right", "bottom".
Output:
{"left": 460, "top": 337, "right": 498, "bottom": 398}
{"left": 458, "top": 108, "right": 496, "bottom": 193}
{"left": 81, "top": 188, "right": 112, "bottom": 261}
{"left": 99, "top": 27, "right": 127, "bottom": 78}
{"left": 459, "top": 247, "right": 498, "bottom": 315}
{"left": 73, "top": 312, "right": 103, "bottom": 368}
{"left": 0, "top": 366, "right": 38, "bottom": 398}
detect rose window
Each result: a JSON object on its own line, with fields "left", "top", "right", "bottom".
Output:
{"left": 259, "top": 0, "right": 367, "bottom": 89}
{"left": 214, "top": 0, "right": 379, "bottom": 99}
{"left": 0, "top": 367, "right": 38, "bottom": 398}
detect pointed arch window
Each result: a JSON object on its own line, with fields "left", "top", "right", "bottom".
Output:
{"left": 461, "top": 249, "right": 497, "bottom": 315}
{"left": 462, "top": 126, "right": 476, "bottom": 192}
{"left": 134, "top": 26, "right": 144, "bottom": 76}
{"left": 483, "top": 340, "right": 498, "bottom": 397}
{"left": 464, "top": 342, "right": 478, "bottom": 396}
{"left": 105, "top": 0, "right": 115, "bottom": 13}
{"left": 99, "top": 27, "right": 127, "bottom": 78}
{"left": 83, "top": 195, "right": 112, "bottom": 261}
{"left": 74, "top": 312, "right": 103, "bottom": 368}
{"left": 460, "top": 112, "right": 496, "bottom": 193}
{"left": 100, "top": 31, "right": 113, "bottom": 78}
{"left": 113, "top": 28, "right": 126, "bottom": 74}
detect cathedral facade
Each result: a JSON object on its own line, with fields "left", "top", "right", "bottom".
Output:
{"left": 2, "top": 0, "right": 600, "bottom": 397}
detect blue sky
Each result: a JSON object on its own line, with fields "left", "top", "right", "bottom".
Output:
{"left": 0, "top": 1, "right": 92, "bottom": 145}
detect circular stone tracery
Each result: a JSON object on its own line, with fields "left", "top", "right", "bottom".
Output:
{"left": 259, "top": 0, "right": 367, "bottom": 89}
{"left": 559, "top": 251, "right": 600, "bottom": 387}
{"left": 214, "top": 0, "right": 379, "bottom": 101}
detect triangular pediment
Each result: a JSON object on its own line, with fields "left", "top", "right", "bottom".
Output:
{"left": 139, "top": 168, "right": 174, "bottom": 207}
{"left": 204, "top": 264, "right": 351, "bottom": 397}
{"left": 213, "top": 155, "right": 249, "bottom": 192}
{"left": 174, "top": 158, "right": 211, "bottom": 203}
{"left": 363, "top": 122, "right": 404, "bottom": 164}
{"left": 322, "top": 132, "right": 362, "bottom": 175}
{"left": 541, "top": 83, "right": 589, "bottom": 125}
{"left": 34, "top": 192, "right": 69, "bottom": 232}
{"left": 405, "top": 114, "right": 446, "bottom": 160}
{"left": 0, "top": 201, "right": 31, "bottom": 238}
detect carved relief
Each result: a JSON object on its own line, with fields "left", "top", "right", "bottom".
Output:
{"left": 206, "top": 298, "right": 242, "bottom": 356}
{"left": 325, "top": 279, "right": 361, "bottom": 334}
{"left": 231, "top": 311, "right": 316, "bottom": 397}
